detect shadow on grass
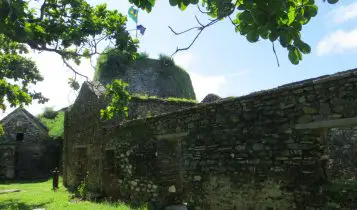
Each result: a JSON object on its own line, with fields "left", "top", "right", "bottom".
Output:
{"left": 0, "top": 177, "right": 51, "bottom": 185}
{"left": 0, "top": 199, "right": 50, "bottom": 210}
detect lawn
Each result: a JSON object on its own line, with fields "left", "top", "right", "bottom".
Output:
{"left": 0, "top": 178, "right": 146, "bottom": 210}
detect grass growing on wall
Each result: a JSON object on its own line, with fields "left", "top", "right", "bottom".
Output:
{"left": 0, "top": 179, "right": 146, "bottom": 210}
{"left": 132, "top": 94, "right": 198, "bottom": 103}
{"left": 39, "top": 111, "right": 64, "bottom": 138}
{"left": 92, "top": 50, "right": 196, "bottom": 100}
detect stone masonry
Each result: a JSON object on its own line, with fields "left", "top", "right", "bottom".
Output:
{"left": 0, "top": 108, "right": 61, "bottom": 179}
{"left": 64, "top": 68, "right": 357, "bottom": 209}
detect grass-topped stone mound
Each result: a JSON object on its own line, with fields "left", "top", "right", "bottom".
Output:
{"left": 93, "top": 49, "right": 196, "bottom": 100}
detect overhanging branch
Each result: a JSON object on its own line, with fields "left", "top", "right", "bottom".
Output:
{"left": 62, "top": 58, "right": 89, "bottom": 81}
{"left": 170, "top": 18, "right": 219, "bottom": 57}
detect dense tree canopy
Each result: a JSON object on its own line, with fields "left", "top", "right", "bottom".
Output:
{"left": 0, "top": 0, "right": 339, "bottom": 120}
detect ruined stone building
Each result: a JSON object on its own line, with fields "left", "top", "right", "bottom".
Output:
{"left": 0, "top": 108, "right": 61, "bottom": 179}
{"left": 64, "top": 65, "right": 357, "bottom": 209}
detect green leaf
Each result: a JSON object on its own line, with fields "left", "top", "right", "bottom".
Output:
{"left": 239, "top": 11, "right": 253, "bottom": 23}
{"left": 288, "top": 48, "right": 299, "bottom": 65}
{"left": 327, "top": 0, "right": 339, "bottom": 4}
{"left": 279, "top": 32, "right": 290, "bottom": 47}
{"left": 295, "top": 40, "right": 311, "bottom": 54}
{"left": 238, "top": 23, "right": 253, "bottom": 35}
{"left": 179, "top": 2, "right": 188, "bottom": 10}
{"left": 246, "top": 30, "right": 259, "bottom": 43}
{"left": 287, "top": 9, "right": 296, "bottom": 25}
{"left": 183, "top": 0, "right": 190, "bottom": 6}
{"left": 269, "top": 30, "right": 279, "bottom": 42}
{"left": 288, "top": 47, "right": 302, "bottom": 65}
{"left": 258, "top": 27, "right": 269, "bottom": 39}
{"left": 291, "top": 21, "right": 302, "bottom": 31}
{"left": 83, "top": 49, "right": 91, "bottom": 58}
{"left": 306, "top": 5, "right": 318, "bottom": 17}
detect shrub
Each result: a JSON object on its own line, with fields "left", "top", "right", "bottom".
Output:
{"left": 93, "top": 48, "right": 134, "bottom": 83}
{"left": 136, "top": 52, "right": 149, "bottom": 60}
{"left": 158, "top": 53, "right": 175, "bottom": 66}
{"left": 77, "top": 172, "right": 89, "bottom": 199}
{"left": 42, "top": 107, "right": 58, "bottom": 119}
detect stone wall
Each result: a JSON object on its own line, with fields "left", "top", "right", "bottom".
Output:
{"left": 62, "top": 82, "right": 197, "bottom": 191}
{"left": 64, "top": 68, "right": 357, "bottom": 209}
{"left": 0, "top": 108, "right": 61, "bottom": 180}
{"left": 0, "top": 141, "right": 61, "bottom": 179}
{"left": 1, "top": 110, "right": 49, "bottom": 142}
{"left": 15, "top": 140, "right": 61, "bottom": 179}
{"left": 95, "top": 58, "right": 196, "bottom": 100}
{"left": 326, "top": 127, "right": 357, "bottom": 182}
{"left": 0, "top": 144, "right": 15, "bottom": 179}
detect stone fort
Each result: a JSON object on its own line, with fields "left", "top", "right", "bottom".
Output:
{"left": 63, "top": 59, "right": 357, "bottom": 210}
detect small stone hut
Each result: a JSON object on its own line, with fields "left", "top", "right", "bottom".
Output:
{"left": 0, "top": 108, "right": 61, "bottom": 179}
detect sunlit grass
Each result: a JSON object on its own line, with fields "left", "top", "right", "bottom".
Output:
{"left": 0, "top": 178, "right": 145, "bottom": 210}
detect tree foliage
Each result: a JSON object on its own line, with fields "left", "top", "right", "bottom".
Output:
{"left": 93, "top": 48, "right": 134, "bottom": 84}
{"left": 100, "top": 79, "right": 131, "bottom": 120}
{"left": 41, "top": 106, "right": 57, "bottom": 119}
{"left": 39, "top": 111, "right": 64, "bottom": 138}
{"left": 130, "top": 0, "right": 339, "bottom": 65}
{"left": 0, "top": 0, "right": 138, "bottom": 113}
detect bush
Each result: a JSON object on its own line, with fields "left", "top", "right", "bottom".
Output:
{"left": 136, "top": 52, "right": 149, "bottom": 60}
{"left": 77, "top": 173, "right": 89, "bottom": 199}
{"left": 158, "top": 53, "right": 175, "bottom": 66}
{"left": 93, "top": 48, "right": 134, "bottom": 84}
{"left": 42, "top": 107, "right": 58, "bottom": 119}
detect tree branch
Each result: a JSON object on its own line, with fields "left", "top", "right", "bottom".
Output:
{"left": 272, "top": 42, "right": 280, "bottom": 67}
{"left": 168, "top": 26, "right": 201, "bottom": 35}
{"left": 228, "top": 15, "right": 237, "bottom": 27}
{"left": 38, "top": 0, "right": 47, "bottom": 21}
{"left": 170, "top": 19, "right": 220, "bottom": 57}
{"left": 62, "top": 58, "right": 89, "bottom": 80}
{"left": 195, "top": 15, "right": 204, "bottom": 27}
{"left": 197, "top": 5, "right": 209, "bottom": 14}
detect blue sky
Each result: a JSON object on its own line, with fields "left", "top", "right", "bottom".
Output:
{"left": 2, "top": 0, "right": 357, "bottom": 118}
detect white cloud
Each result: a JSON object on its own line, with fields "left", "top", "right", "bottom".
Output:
{"left": 330, "top": 2, "right": 357, "bottom": 24}
{"left": 189, "top": 72, "right": 227, "bottom": 101}
{"left": 173, "top": 52, "right": 227, "bottom": 101}
{"left": 173, "top": 52, "right": 250, "bottom": 101}
{"left": 316, "top": 28, "right": 357, "bottom": 56}
{"left": 174, "top": 52, "right": 195, "bottom": 69}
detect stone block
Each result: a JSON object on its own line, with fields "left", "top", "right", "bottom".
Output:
{"left": 297, "top": 115, "right": 313, "bottom": 123}
{"left": 164, "top": 205, "right": 188, "bottom": 210}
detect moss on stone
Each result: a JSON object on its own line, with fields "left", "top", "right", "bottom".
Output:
{"left": 93, "top": 50, "right": 196, "bottom": 100}
{"left": 132, "top": 94, "right": 197, "bottom": 103}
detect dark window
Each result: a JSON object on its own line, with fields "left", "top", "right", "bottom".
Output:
{"left": 16, "top": 133, "right": 24, "bottom": 141}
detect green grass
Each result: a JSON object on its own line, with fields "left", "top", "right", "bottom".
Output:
{"left": 132, "top": 94, "right": 198, "bottom": 103}
{"left": 0, "top": 179, "right": 145, "bottom": 210}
